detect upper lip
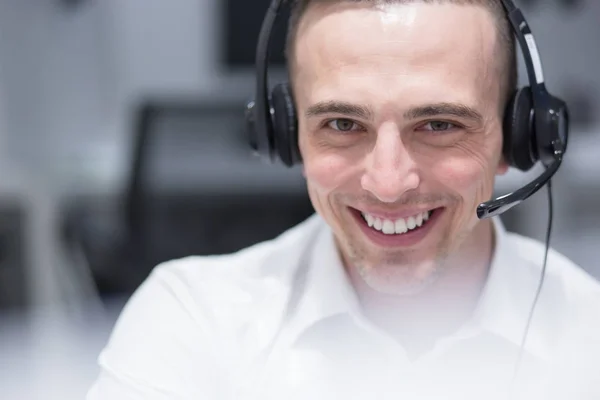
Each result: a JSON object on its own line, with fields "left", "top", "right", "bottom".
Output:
{"left": 352, "top": 206, "right": 440, "bottom": 220}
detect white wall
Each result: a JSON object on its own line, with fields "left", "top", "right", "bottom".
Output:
{"left": 0, "top": 0, "right": 221, "bottom": 191}
{"left": 0, "top": 1, "right": 109, "bottom": 159}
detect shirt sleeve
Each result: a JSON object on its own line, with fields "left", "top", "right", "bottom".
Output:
{"left": 86, "top": 265, "right": 228, "bottom": 400}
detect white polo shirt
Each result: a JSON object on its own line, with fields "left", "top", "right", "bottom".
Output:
{"left": 87, "top": 214, "right": 600, "bottom": 400}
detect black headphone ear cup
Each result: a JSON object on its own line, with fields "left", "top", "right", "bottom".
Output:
{"left": 503, "top": 87, "right": 538, "bottom": 171}
{"left": 270, "top": 82, "right": 300, "bottom": 167}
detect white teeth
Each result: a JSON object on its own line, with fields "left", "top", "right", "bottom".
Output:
{"left": 395, "top": 218, "right": 407, "bottom": 234}
{"left": 374, "top": 218, "right": 382, "bottom": 230}
{"left": 361, "top": 210, "right": 432, "bottom": 235}
{"left": 382, "top": 220, "right": 395, "bottom": 234}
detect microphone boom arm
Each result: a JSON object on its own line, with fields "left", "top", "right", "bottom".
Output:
{"left": 477, "top": 155, "right": 562, "bottom": 219}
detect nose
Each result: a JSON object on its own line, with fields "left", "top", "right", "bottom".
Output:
{"left": 361, "top": 123, "right": 420, "bottom": 203}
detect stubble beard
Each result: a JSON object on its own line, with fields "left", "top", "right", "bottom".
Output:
{"left": 341, "top": 224, "right": 453, "bottom": 297}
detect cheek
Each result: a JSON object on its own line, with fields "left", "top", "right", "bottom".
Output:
{"left": 302, "top": 153, "right": 346, "bottom": 215}
{"left": 302, "top": 148, "right": 363, "bottom": 231}
{"left": 304, "top": 155, "right": 345, "bottom": 195}
{"left": 431, "top": 149, "right": 497, "bottom": 203}
{"left": 430, "top": 156, "right": 493, "bottom": 235}
{"left": 433, "top": 159, "right": 482, "bottom": 192}
{"left": 301, "top": 140, "right": 359, "bottom": 193}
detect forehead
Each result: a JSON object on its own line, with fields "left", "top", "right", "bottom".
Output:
{"left": 293, "top": 2, "right": 501, "bottom": 113}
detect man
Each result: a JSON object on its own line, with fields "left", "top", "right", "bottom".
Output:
{"left": 87, "top": 1, "right": 600, "bottom": 399}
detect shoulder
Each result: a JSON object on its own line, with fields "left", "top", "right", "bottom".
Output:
{"left": 502, "top": 229, "right": 600, "bottom": 345}
{"left": 154, "top": 212, "right": 323, "bottom": 300}
{"left": 504, "top": 230, "right": 600, "bottom": 301}
{"left": 504, "top": 232, "right": 600, "bottom": 392}
{"left": 497, "top": 229, "right": 600, "bottom": 370}
{"left": 138, "top": 213, "right": 325, "bottom": 344}
{"left": 88, "top": 214, "right": 325, "bottom": 397}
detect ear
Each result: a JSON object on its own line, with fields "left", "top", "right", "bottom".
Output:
{"left": 496, "top": 155, "right": 509, "bottom": 176}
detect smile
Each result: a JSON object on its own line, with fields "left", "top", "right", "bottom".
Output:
{"left": 361, "top": 210, "right": 432, "bottom": 235}
{"left": 350, "top": 207, "right": 443, "bottom": 248}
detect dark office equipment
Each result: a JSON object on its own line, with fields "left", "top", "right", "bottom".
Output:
{"left": 62, "top": 97, "right": 313, "bottom": 298}
{"left": 0, "top": 200, "right": 28, "bottom": 310}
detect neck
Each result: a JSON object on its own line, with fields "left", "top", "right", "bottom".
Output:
{"left": 347, "top": 219, "right": 496, "bottom": 358}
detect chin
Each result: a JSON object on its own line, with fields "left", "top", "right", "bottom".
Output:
{"left": 357, "top": 257, "right": 441, "bottom": 296}
{"left": 335, "top": 217, "right": 439, "bottom": 289}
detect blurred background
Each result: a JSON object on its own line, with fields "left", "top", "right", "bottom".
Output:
{"left": 0, "top": 0, "right": 597, "bottom": 398}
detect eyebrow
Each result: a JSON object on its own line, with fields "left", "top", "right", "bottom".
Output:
{"left": 305, "top": 101, "right": 373, "bottom": 120}
{"left": 304, "top": 100, "right": 484, "bottom": 124}
{"left": 403, "top": 103, "right": 484, "bottom": 123}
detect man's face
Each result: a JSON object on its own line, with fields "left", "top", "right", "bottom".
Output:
{"left": 293, "top": 2, "right": 509, "bottom": 295}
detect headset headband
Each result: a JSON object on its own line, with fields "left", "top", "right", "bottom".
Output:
{"left": 248, "top": 0, "right": 284, "bottom": 157}
{"left": 251, "top": 0, "right": 545, "bottom": 146}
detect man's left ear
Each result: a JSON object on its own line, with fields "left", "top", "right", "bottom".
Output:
{"left": 496, "top": 156, "right": 509, "bottom": 176}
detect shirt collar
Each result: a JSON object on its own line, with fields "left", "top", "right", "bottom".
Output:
{"left": 281, "top": 215, "right": 361, "bottom": 339}
{"left": 285, "top": 214, "right": 552, "bottom": 362}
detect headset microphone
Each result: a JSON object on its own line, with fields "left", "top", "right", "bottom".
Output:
{"left": 475, "top": 0, "right": 569, "bottom": 220}
{"left": 476, "top": 139, "right": 564, "bottom": 219}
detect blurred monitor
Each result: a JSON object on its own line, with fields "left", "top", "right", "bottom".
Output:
{"left": 66, "top": 99, "right": 313, "bottom": 298}
{"left": 110, "top": 98, "right": 313, "bottom": 293}
{"left": 140, "top": 101, "right": 250, "bottom": 194}
{"left": 137, "top": 100, "right": 304, "bottom": 195}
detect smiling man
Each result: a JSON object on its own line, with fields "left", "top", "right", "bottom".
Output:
{"left": 87, "top": 1, "right": 600, "bottom": 399}
{"left": 291, "top": 0, "right": 514, "bottom": 357}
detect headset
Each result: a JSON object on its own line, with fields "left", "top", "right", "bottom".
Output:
{"left": 245, "top": 0, "right": 569, "bottom": 221}
{"left": 246, "top": 0, "right": 571, "bottom": 391}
